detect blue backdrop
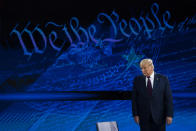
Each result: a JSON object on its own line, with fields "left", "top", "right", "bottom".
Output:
{"left": 0, "top": 0, "right": 196, "bottom": 130}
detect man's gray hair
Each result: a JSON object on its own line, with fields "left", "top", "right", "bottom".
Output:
{"left": 140, "top": 58, "right": 154, "bottom": 69}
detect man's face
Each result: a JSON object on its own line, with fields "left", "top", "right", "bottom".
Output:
{"left": 140, "top": 63, "right": 153, "bottom": 77}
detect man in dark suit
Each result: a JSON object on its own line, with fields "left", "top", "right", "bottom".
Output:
{"left": 132, "top": 59, "right": 173, "bottom": 131}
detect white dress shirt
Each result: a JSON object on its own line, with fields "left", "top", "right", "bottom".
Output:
{"left": 145, "top": 71, "right": 154, "bottom": 88}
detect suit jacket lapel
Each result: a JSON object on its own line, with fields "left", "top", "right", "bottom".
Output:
{"left": 152, "top": 73, "right": 160, "bottom": 95}
{"left": 142, "top": 75, "right": 148, "bottom": 94}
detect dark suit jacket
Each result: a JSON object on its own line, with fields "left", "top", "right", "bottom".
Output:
{"left": 132, "top": 73, "right": 173, "bottom": 125}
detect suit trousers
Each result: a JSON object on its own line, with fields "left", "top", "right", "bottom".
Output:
{"left": 139, "top": 115, "right": 166, "bottom": 131}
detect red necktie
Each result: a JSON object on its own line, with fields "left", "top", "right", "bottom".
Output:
{"left": 147, "top": 76, "right": 152, "bottom": 96}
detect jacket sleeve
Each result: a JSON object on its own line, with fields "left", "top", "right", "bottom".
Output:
{"left": 165, "top": 76, "right": 174, "bottom": 117}
{"left": 132, "top": 77, "right": 138, "bottom": 116}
